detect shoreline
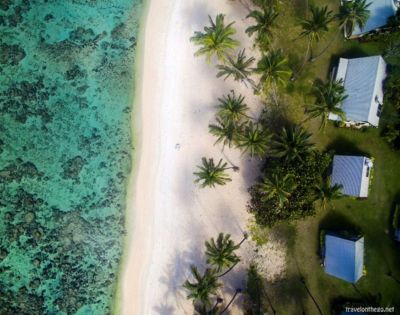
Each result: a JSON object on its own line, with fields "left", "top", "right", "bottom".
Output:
{"left": 112, "top": 0, "right": 150, "bottom": 313}
{"left": 117, "top": 0, "right": 174, "bottom": 314}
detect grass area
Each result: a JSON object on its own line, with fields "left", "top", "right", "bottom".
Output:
{"left": 256, "top": 0, "right": 400, "bottom": 313}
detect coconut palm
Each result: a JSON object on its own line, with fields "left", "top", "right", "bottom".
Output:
{"left": 194, "top": 157, "right": 232, "bottom": 188}
{"left": 306, "top": 79, "right": 347, "bottom": 130}
{"left": 314, "top": 179, "right": 343, "bottom": 210}
{"left": 246, "top": 5, "right": 279, "bottom": 48}
{"left": 183, "top": 266, "right": 221, "bottom": 308}
{"left": 216, "top": 91, "right": 250, "bottom": 124}
{"left": 270, "top": 125, "right": 314, "bottom": 162}
{"left": 209, "top": 117, "right": 239, "bottom": 149}
{"left": 237, "top": 121, "right": 270, "bottom": 158}
{"left": 216, "top": 49, "right": 256, "bottom": 88}
{"left": 190, "top": 14, "right": 240, "bottom": 63}
{"left": 205, "top": 233, "right": 241, "bottom": 273}
{"left": 254, "top": 50, "right": 292, "bottom": 90}
{"left": 299, "top": 5, "right": 334, "bottom": 53}
{"left": 336, "top": 0, "right": 371, "bottom": 38}
{"left": 258, "top": 173, "right": 296, "bottom": 208}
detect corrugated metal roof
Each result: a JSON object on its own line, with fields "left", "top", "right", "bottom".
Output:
{"left": 325, "top": 234, "right": 364, "bottom": 283}
{"left": 331, "top": 155, "right": 369, "bottom": 197}
{"left": 334, "top": 56, "right": 386, "bottom": 125}
{"left": 353, "top": 0, "right": 397, "bottom": 36}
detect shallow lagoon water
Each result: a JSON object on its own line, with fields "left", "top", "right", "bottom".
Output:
{"left": 0, "top": 0, "right": 142, "bottom": 313}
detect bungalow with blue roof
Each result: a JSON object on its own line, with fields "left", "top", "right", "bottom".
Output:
{"left": 328, "top": 56, "right": 387, "bottom": 127}
{"left": 324, "top": 233, "right": 364, "bottom": 283}
{"left": 350, "top": 0, "right": 399, "bottom": 38}
{"left": 331, "top": 155, "right": 373, "bottom": 198}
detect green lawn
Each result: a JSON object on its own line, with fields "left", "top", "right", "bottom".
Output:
{"left": 257, "top": 0, "right": 400, "bottom": 313}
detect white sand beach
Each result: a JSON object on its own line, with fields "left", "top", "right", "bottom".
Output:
{"left": 120, "top": 0, "right": 283, "bottom": 313}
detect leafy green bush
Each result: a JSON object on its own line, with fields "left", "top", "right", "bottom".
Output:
{"left": 382, "top": 66, "right": 400, "bottom": 149}
{"left": 248, "top": 151, "right": 332, "bottom": 226}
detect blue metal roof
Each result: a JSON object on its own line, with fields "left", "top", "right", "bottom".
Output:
{"left": 339, "top": 56, "right": 384, "bottom": 124}
{"left": 325, "top": 234, "right": 364, "bottom": 283}
{"left": 331, "top": 155, "right": 365, "bottom": 197}
{"left": 353, "top": 0, "right": 397, "bottom": 36}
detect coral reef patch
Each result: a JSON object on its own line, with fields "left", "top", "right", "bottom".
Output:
{"left": 0, "top": 0, "right": 142, "bottom": 314}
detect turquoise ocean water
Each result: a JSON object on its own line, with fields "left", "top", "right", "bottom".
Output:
{"left": 0, "top": 0, "right": 142, "bottom": 314}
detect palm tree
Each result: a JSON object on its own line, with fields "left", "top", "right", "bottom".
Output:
{"left": 270, "top": 125, "right": 314, "bottom": 162}
{"left": 254, "top": 50, "right": 292, "bottom": 95}
{"left": 190, "top": 14, "right": 240, "bottom": 63}
{"left": 216, "top": 91, "right": 250, "bottom": 124}
{"left": 246, "top": 5, "right": 279, "bottom": 48}
{"left": 237, "top": 121, "right": 270, "bottom": 158}
{"left": 205, "top": 233, "right": 241, "bottom": 273}
{"left": 194, "top": 157, "right": 232, "bottom": 188}
{"left": 306, "top": 79, "right": 347, "bottom": 130}
{"left": 258, "top": 173, "right": 296, "bottom": 208}
{"left": 299, "top": 5, "right": 334, "bottom": 57}
{"left": 314, "top": 179, "right": 343, "bottom": 210}
{"left": 216, "top": 49, "right": 257, "bottom": 88}
{"left": 336, "top": 0, "right": 371, "bottom": 39}
{"left": 183, "top": 266, "right": 221, "bottom": 309}
{"left": 209, "top": 117, "right": 239, "bottom": 149}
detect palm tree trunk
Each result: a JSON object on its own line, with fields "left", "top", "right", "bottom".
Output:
{"left": 229, "top": 64, "right": 259, "bottom": 92}
{"left": 217, "top": 234, "right": 247, "bottom": 278}
{"left": 218, "top": 289, "right": 242, "bottom": 314}
{"left": 292, "top": 39, "right": 311, "bottom": 81}
{"left": 221, "top": 151, "right": 240, "bottom": 172}
{"left": 217, "top": 261, "right": 238, "bottom": 278}
{"left": 310, "top": 32, "right": 341, "bottom": 62}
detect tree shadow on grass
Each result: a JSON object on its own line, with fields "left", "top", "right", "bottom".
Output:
{"left": 319, "top": 211, "right": 362, "bottom": 235}
{"left": 326, "top": 135, "right": 370, "bottom": 157}
{"left": 267, "top": 274, "right": 308, "bottom": 314}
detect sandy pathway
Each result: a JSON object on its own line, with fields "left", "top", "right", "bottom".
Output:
{"left": 121, "top": 0, "right": 263, "bottom": 314}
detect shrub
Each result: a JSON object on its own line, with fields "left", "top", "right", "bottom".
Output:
{"left": 248, "top": 151, "right": 332, "bottom": 226}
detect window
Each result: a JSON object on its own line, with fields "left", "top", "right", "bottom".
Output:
{"left": 376, "top": 103, "right": 383, "bottom": 117}
{"left": 366, "top": 167, "right": 370, "bottom": 177}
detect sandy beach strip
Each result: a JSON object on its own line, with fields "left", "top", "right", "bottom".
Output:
{"left": 120, "top": 0, "right": 266, "bottom": 314}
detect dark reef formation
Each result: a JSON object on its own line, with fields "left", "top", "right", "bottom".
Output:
{"left": 0, "top": 0, "right": 141, "bottom": 314}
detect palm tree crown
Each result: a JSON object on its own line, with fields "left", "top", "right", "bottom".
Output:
{"left": 270, "top": 125, "right": 314, "bottom": 162}
{"left": 194, "top": 157, "right": 232, "bottom": 188}
{"left": 337, "top": 0, "right": 371, "bottom": 38}
{"left": 190, "top": 14, "right": 240, "bottom": 63}
{"left": 254, "top": 50, "right": 292, "bottom": 89}
{"left": 246, "top": 5, "right": 279, "bottom": 48}
{"left": 183, "top": 266, "right": 221, "bottom": 308}
{"left": 258, "top": 173, "right": 296, "bottom": 208}
{"left": 209, "top": 117, "right": 239, "bottom": 149}
{"left": 205, "top": 233, "right": 240, "bottom": 272}
{"left": 299, "top": 5, "right": 334, "bottom": 44}
{"left": 216, "top": 49, "right": 256, "bottom": 87}
{"left": 237, "top": 121, "right": 270, "bottom": 158}
{"left": 216, "top": 91, "right": 249, "bottom": 124}
{"left": 306, "top": 79, "right": 348, "bottom": 130}
{"left": 314, "top": 178, "right": 343, "bottom": 210}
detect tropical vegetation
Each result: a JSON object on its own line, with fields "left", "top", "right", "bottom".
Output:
{"left": 336, "top": 0, "right": 371, "bottom": 38}
{"left": 306, "top": 79, "right": 347, "bottom": 130}
{"left": 183, "top": 233, "right": 247, "bottom": 314}
{"left": 190, "top": 14, "right": 240, "bottom": 63}
{"left": 190, "top": 0, "right": 400, "bottom": 312}
{"left": 193, "top": 157, "right": 232, "bottom": 188}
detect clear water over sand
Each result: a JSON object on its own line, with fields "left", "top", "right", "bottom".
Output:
{"left": 0, "top": 0, "right": 142, "bottom": 313}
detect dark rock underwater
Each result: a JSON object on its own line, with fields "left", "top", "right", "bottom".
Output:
{"left": 0, "top": 0, "right": 142, "bottom": 314}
